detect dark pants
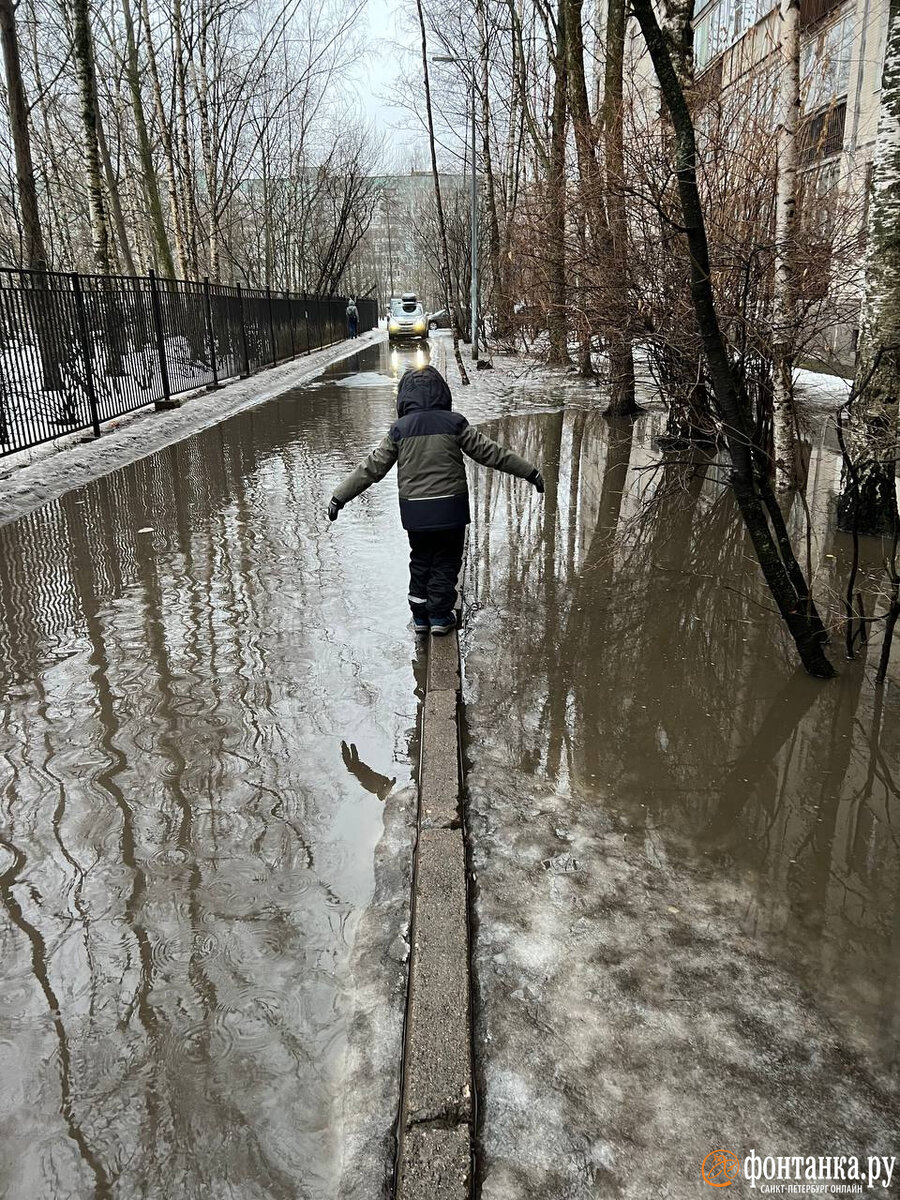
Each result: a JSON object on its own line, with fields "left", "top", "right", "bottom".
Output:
{"left": 408, "top": 528, "right": 465, "bottom": 620}
{"left": 347, "top": 315, "right": 359, "bottom": 338}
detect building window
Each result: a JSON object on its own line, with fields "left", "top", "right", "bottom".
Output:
{"left": 798, "top": 99, "right": 847, "bottom": 165}
{"left": 797, "top": 158, "right": 841, "bottom": 299}
{"left": 800, "top": 12, "right": 853, "bottom": 112}
{"left": 800, "top": 158, "right": 840, "bottom": 232}
{"left": 799, "top": 0, "right": 844, "bottom": 28}
{"left": 694, "top": 0, "right": 773, "bottom": 73}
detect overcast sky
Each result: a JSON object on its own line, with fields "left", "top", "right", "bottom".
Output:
{"left": 351, "top": 0, "right": 427, "bottom": 166}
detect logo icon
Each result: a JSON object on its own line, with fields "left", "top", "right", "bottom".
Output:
{"left": 702, "top": 1150, "right": 741, "bottom": 1187}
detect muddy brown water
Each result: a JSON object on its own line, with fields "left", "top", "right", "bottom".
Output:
{"left": 2, "top": 340, "right": 899, "bottom": 1198}
{"left": 462, "top": 402, "right": 900, "bottom": 1197}
{"left": 0, "top": 342, "right": 429, "bottom": 1199}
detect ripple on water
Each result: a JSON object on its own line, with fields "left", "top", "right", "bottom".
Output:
{"left": 145, "top": 929, "right": 221, "bottom": 973}
{"left": 146, "top": 845, "right": 193, "bottom": 868}
{"left": 177, "top": 1014, "right": 237, "bottom": 1065}
{"left": 0, "top": 339, "right": 419, "bottom": 1199}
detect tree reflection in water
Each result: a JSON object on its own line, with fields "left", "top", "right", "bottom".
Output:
{"left": 466, "top": 402, "right": 900, "bottom": 1194}
{"left": 0, "top": 362, "right": 417, "bottom": 1199}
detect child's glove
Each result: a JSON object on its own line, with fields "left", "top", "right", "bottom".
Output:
{"left": 529, "top": 469, "right": 545, "bottom": 494}
{"left": 327, "top": 497, "right": 343, "bottom": 521}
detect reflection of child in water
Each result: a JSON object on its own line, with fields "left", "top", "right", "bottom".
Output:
{"left": 340, "top": 741, "right": 396, "bottom": 801}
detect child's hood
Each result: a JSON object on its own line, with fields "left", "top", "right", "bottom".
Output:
{"left": 396, "top": 366, "right": 453, "bottom": 416}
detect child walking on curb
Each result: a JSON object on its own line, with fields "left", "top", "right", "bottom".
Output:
{"left": 328, "top": 365, "right": 544, "bottom": 636}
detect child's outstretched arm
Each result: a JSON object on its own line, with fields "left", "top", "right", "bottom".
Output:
{"left": 328, "top": 434, "right": 398, "bottom": 520}
{"left": 459, "top": 423, "right": 544, "bottom": 492}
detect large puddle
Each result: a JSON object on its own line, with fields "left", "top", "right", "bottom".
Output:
{"left": 0, "top": 341, "right": 425, "bottom": 1199}
{"left": 462, "top": 403, "right": 900, "bottom": 1197}
{"left": 5, "top": 343, "right": 898, "bottom": 1198}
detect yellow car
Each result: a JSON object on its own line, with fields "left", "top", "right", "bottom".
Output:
{"left": 388, "top": 293, "right": 428, "bottom": 343}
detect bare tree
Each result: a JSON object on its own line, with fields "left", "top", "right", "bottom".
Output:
{"left": 0, "top": 0, "right": 48, "bottom": 268}
{"left": 631, "top": 0, "right": 834, "bottom": 678}
{"left": 564, "top": 0, "right": 610, "bottom": 374}
{"left": 602, "top": 0, "right": 637, "bottom": 412}
{"left": 414, "top": 0, "right": 470, "bottom": 384}
{"left": 71, "top": 0, "right": 111, "bottom": 272}
{"left": 121, "top": 0, "right": 174, "bottom": 274}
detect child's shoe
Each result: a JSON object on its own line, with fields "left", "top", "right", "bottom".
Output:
{"left": 430, "top": 614, "right": 457, "bottom": 636}
{"left": 412, "top": 616, "right": 430, "bottom": 635}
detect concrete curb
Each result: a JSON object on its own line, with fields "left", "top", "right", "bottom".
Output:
{"left": 396, "top": 631, "right": 473, "bottom": 1199}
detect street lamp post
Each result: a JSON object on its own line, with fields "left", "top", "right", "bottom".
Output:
{"left": 432, "top": 55, "right": 478, "bottom": 360}
{"left": 384, "top": 191, "right": 395, "bottom": 297}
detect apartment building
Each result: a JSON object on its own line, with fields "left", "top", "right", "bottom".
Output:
{"left": 360, "top": 171, "right": 464, "bottom": 314}
{"left": 693, "top": 0, "right": 889, "bottom": 360}
{"left": 694, "top": 0, "right": 886, "bottom": 171}
{"left": 624, "top": 1, "right": 888, "bottom": 364}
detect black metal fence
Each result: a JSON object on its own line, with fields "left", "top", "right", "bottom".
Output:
{"left": 0, "top": 267, "right": 377, "bottom": 457}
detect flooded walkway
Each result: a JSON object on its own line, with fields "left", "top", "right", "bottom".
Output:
{"left": 0, "top": 341, "right": 426, "bottom": 1199}
{"left": 462, "top": 402, "right": 900, "bottom": 1197}
{"left": 4, "top": 340, "right": 899, "bottom": 1199}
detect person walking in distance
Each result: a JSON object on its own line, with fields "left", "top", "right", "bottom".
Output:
{"left": 346, "top": 298, "right": 359, "bottom": 338}
{"left": 327, "top": 365, "right": 544, "bottom": 635}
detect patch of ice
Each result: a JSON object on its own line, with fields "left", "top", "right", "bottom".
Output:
{"left": 334, "top": 372, "right": 397, "bottom": 389}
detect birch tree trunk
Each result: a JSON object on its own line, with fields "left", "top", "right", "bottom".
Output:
{"left": 772, "top": 0, "right": 801, "bottom": 491}
{"left": 71, "top": 0, "right": 110, "bottom": 273}
{"left": 0, "top": 0, "right": 48, "bottom": 269}
{"left": 193, "top": 10, "right": 218, "bottom": 281}
{"left": 660, "top": 0, "right": 694, "bottom": 87}
{"left": 603, "top": 0, "right": 638, "bottom": 414}
{"left": 175, "top": 0, "right": 199, "bottom": 277}
{"left": 122, "top": 0, "right": 174, "bottom": 276}
{"left": 414, "top": 0, "right": 469, "bottom": 384}
{"left": 837, "top": 0, "right": 900, "bottom": 537}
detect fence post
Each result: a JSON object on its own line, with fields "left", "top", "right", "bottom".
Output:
{"left": 203, "top": 276, "right": 219, "bottom": 389}
{"left": 236, "top": 283, "right": 251, "bottom": 377}
{"left": 287, "top": 292, "right": 296, "bottom": 359}
{"left": 71, "top": 273, "right": 101, "bottom": 438}
{"left": 266, "top": 287, "right": 277, "bottom": 365}
{"left": 148, "top": 268, "right": 175, "bottom": 409}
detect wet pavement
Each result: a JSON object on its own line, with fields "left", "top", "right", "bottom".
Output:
{"left": 462, "top": 405, "right": 900, "bottom": 1196}
{"left": 0, "top": 340, "right": 430, "bottom": 1199}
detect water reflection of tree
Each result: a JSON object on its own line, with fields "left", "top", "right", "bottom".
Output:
{"left": 470, "top": 404, "right": 900, "bottom": 1054}
{"left": 0, "top": 375, "right": 411, "bottom": 1195}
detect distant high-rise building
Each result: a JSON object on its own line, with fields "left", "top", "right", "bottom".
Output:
{"left": 359, "top": 171, "right": 465, "bottom": 314}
